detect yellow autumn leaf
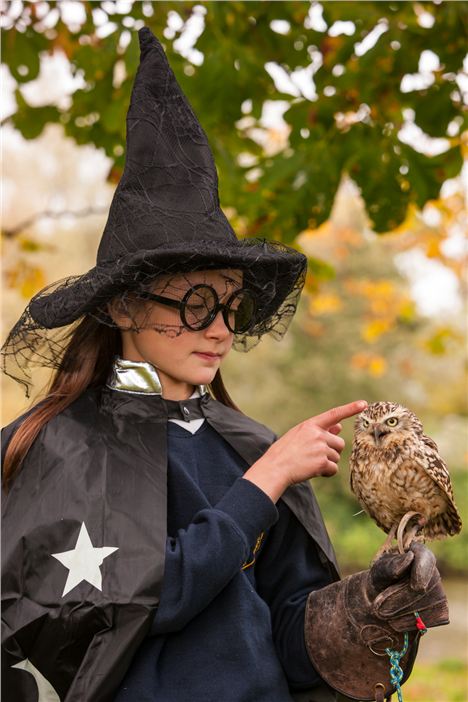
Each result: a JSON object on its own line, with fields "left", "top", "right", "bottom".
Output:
{"left": 426, "top": 237, "right": 442, "bottom": 258}
{"left": 350, "top": 352, "right": 387, "bottom": 377}
{"left": 398, "top": 299, "right": 416, "bottom": 321}
{"left": 350, "top": 278, "right": 396, "bottom": 301}
{"left": 309, "top": 293, "right": 342, "bottom": 315}
{"left": 368, "top": 355, "right": 388, "bottom": 377}
{"left": 361, "top": 318, "right": 393, "bottom": 343}
{"left": 20, "top": 266, "right": 46, "bottom": 299}
{"left": 372, "top": 280, "right": 395, "bottom": 298}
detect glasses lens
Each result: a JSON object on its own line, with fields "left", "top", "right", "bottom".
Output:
{"left": 227, "top": 290, "right": 256, "bottom": 333}
{"left": 182, "top": 286, "right": 217, "bottom": 330}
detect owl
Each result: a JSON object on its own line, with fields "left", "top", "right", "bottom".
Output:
{"left": 349, "top": 401, "right": 462, "bottom": 553}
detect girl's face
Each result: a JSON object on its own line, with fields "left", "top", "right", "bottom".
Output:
{"left": 110, "top": 269, "right": 243, "bottom": 400}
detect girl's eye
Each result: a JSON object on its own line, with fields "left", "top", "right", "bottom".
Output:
{"left": 362, "top": 419, "right": 369, "bottom": 428}
{"left": 386, "top": 417, "right": 398, "bottom": 426}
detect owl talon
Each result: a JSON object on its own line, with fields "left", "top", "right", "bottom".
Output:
{"left": 397, "top": 511, "right": 425, "bottom": 553}
{"left": 403, "top": 521, "right": 426, "bottom": 551}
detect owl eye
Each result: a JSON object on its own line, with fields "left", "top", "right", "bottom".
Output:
{"left": 362, "top": 419, "right": 369, "bottom": 428}
{"left": 386, "top": 417, "right": 398, "bottom": 427}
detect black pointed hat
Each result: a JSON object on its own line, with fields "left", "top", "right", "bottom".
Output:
{"left": 97, "top": 26, "right": 238, "bottom": 261}
{"left": 3, "top": 28, "right": 306, "bottom": 387}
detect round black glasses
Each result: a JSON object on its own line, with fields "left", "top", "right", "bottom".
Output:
{"left": 139, "top": 284, "right": 257, "bottom": 333}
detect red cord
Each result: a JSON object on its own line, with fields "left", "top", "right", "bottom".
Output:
{"left": 414, "top": 612, "right": 427, "bottom": 634}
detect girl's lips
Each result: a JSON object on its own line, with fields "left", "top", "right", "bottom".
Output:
{"left": 194, "top": 352, "right": 222, "bottom": 361}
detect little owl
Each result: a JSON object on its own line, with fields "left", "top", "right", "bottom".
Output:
{"left": 349, "top": 401, "right": 462, "bottom": 553}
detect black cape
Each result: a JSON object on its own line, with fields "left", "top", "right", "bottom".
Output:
{"left": 2, "top": 387, "right": 339, "bottom": 701}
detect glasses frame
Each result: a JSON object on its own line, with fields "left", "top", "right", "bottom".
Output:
{"left": 139, "top": 283, "right": 257, "bottom": 333}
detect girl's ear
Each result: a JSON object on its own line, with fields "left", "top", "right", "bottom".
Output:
{"left": 107, "top": 298, "right": 132, "bottom": 330}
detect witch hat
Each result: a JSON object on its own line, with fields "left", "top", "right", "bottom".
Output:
{"left": 6, "top": 28, "right": 306, "bottom": 348}
{"left": 97, "top": 26, "right": 238, "bottom": 263}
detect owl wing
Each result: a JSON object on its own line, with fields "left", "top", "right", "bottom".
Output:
{"left": 417, "top": 433, "right": 455, "bottom": 501}
{"left": 411, "top": 433, "right": 462, "bottom": 537}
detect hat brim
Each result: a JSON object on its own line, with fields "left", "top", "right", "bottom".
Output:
{"left": 29, "top": 239, "right": 307, "bottom": 331}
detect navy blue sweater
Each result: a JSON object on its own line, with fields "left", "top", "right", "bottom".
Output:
{"left": 115, "top": 421, "right": 332, "bottom": 701}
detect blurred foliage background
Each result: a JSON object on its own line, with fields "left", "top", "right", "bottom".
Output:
{"left": 1, "top": 2, "right": 467, "bottom": 699}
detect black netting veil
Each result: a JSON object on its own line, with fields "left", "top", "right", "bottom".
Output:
{"left": 2, "top": 240, "right": 306, "bottom": 396}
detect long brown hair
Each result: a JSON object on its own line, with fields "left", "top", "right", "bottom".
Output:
{"left": 3, "top": 316, "right": 239, "bottom": 488}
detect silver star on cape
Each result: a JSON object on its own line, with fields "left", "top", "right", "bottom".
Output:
{"left": 51, "top": 522, "right": 118, "bottom": 597}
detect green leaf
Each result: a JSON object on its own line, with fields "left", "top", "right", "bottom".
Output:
{"left": 11, "top": 90, "right": 60, "bottom": 139}
{"left": 403, "top": 145, "right": 463, "bottom": 207}
{"left": 414, "top": 82, "right": 461, "bottom": 137}
{"left": 345, "top": 129, "right": 410, "bottom": 232}
{"left": 1, "top": 28, "right": 48, "bottom": 83}
{"left": 2, "top": 1, "right": 466, "bottom": 237}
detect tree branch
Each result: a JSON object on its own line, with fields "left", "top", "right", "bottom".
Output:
{"left": 2, "top": 206, "right": 109, "bottom": 238}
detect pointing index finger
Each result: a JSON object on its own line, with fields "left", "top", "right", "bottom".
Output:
{"left": 311, "top": 401, "right": 368, "bottom": 429}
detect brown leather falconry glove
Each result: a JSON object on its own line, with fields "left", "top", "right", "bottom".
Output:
{"left": 304, "top": 544, "right": 449, "bottom": 702}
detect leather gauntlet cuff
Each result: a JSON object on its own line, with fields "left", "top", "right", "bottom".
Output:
{"left": 304, "top": 563, "right": 448, "bottom": 701}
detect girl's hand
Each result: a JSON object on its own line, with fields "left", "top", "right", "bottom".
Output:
{"left": 243, "top": 401, "right": 367, "bottom": 503}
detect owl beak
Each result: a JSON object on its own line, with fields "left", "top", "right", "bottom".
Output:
{"left": 373, "top": 424, "right": 387, "bottom": 446}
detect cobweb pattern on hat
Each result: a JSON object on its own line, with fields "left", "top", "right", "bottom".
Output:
{"left": 95, "top": 27, "right": 237, "bottom": 267}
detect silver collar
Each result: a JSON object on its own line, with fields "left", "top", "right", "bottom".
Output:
{"left": 106, "top": 357, "right": 206, "bottom": 396}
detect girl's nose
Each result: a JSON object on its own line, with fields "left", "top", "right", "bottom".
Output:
{"left": 204, "top": 310, "right": 232, "bottom": 339}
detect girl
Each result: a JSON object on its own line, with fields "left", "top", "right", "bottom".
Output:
{"left": 2, "top": 28, "right": 445, "bottom": 702}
